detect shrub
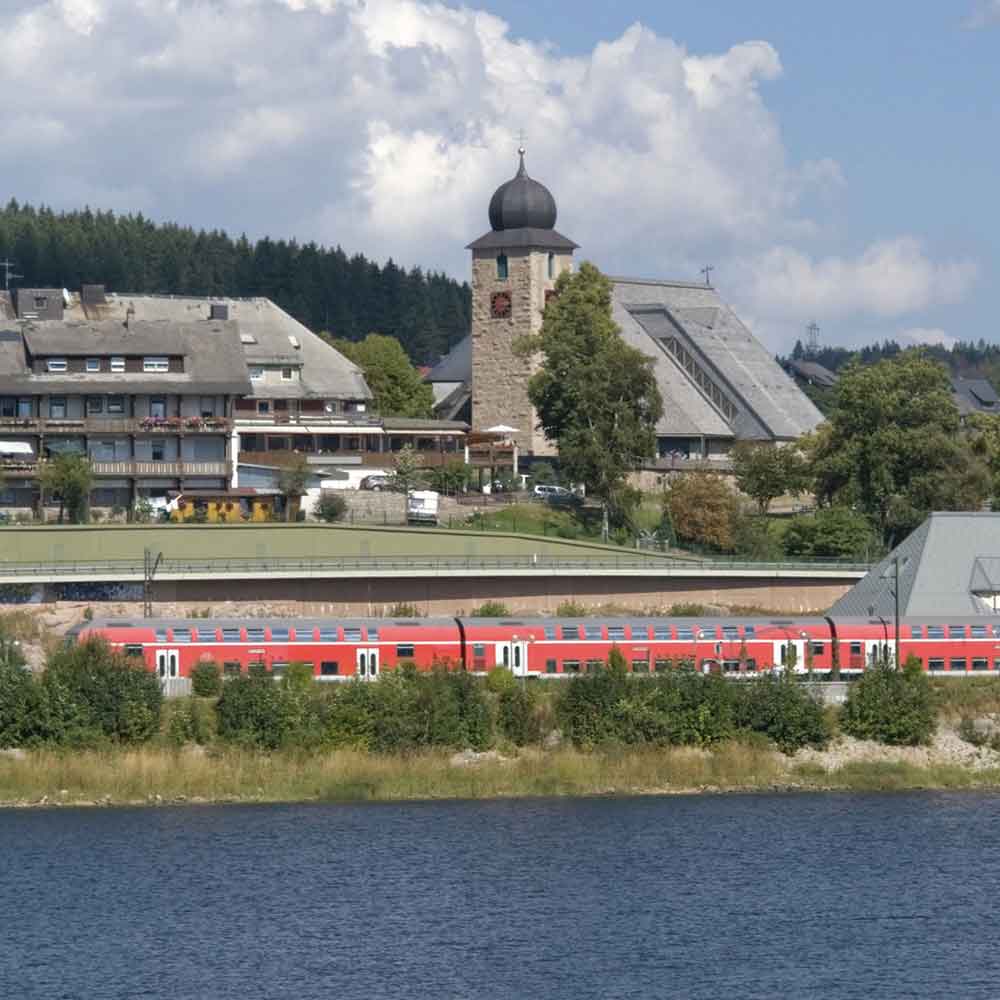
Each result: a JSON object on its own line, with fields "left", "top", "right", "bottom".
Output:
{"left": 841, "top": 661, "right": 936, "bottom": 746}
{"left": 42, "top": 637, "right": 163, "bottom": 745}
{"left": 734, "top": 673, "right": 830, "bottom": 753}
{"left": 216, "top": 672, "right": 325, "bottom": 749}
{"left": 556, "top": 655, "right": 631, "bottom": 747}
{"left": 191, "top": 661, "right": 222, "bottom": 697}
{"left": 387, "top": 602, "right": 424, "bottom": 618}
{"left": 668, "top": 602, "right": 708, "bottom": 617}
{"left": 471, "top": 601, "right": 510, "bottom": 618}
{"left": 497, "top": 685, "right": 541, "bottom": 745}
{"left": 485, "top": 666, "right": 517, "bottom": 695}
{"left": 165, "top": 697, "right": 213, "bottom": 746}
{"left": 316, "top": 492, "right": 347, "bottom": 523}
{"left": 555, "top": 600, "right": 589, "bottom": 617}
{"left": 0, "top": 651, "right": 46, "bottom": 747}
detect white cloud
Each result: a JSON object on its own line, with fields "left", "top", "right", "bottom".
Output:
{"left": 0, "top": 0, "right": 977, "bottom": 352}
{"left": 964, "top": 1, "right": 1000, "bottom": 28}
{"left": 898, "top": 327, "right": 959, "bottom": 349}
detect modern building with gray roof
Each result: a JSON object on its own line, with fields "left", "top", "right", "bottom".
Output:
{"left": 830, "top": 512, "right": 1000, "bottom": 618}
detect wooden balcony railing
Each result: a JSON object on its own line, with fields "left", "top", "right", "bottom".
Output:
{"left": 0, "top": 460, "right": 229, "bottom": 478}
{"left": 0, "top": 416, "right": 231, "bottom": 435}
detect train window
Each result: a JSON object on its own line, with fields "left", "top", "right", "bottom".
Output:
{"left": 653, "top": 625, "right": 671, "bottom": 641}
{"left": 926, "top": 625, "right": 944, "bottom": 639}
{"left": 744, "top": 626, "right": 755, "bottom": 638}
{"left": 248, "top": 661, "right": 267, "bottom": 675}
{"left": 246, "top": 627, "right": 265, "bottom": 643}
{"left": 972, "top": 658, "right": 989, "bottom": 671}
{"left": 722, "top": 626, "right": 739, "bottom": 641}
{"left": 950, "top": 658, "right": 967, "bottom": 672}
{"left": 928, "top": 658, "right": 944, "bottom": 672}
{"left": 124, "top": 644, "right": 143, "bottom": 657}
{"left": 173, "top": 628, "right": 191, "bottom": 643}
{"left": 319, "top": 628, "right": 337, "bottom": 642}
{"left": 396, "top": 644, "right": 415, "bottom": 659}
{"left": 543, "top": 625, "right": 556, "bottom": 640}
{"left": 676, "top": 627, "right": 693, "bottom": 641}
{"left": 994, "top": 659, "right": 1000, "bottom": 671}
{"left": 546, "top": 659, "right": 557, "bottom": 674}
{"left": 344, "top": 627, "right": 362, "bottom": 642}
{"left": 631, "top": 659, "right": 649, "bottom": 673}
{"left": 607, "top": 625, "right": 625, "bottom": 641}
{"left": 722, "top": 660, "right": 742, "bottom": 673}
{"left": 271, "top": 627, "right": 290, "bottom": 641}
{"left": 949, "top": 625, "right": 967, "bottom": 639}
{"left": 222, "top": 628, "right": 240, "bottom": 642}
{"left": 994, "top": 627, "right": 1000, "bottom": 639}
{"left": 630, "top": 624, "right": 650, "bottom": 640}
{"left": 223, "top": 661, "right": 242, "bottom": 675}
{"left": 367, "top": 627, "right": 380, "bottom": 641}
{"left": 155, "top": 628, "right": 168, "bottom": 642}
{"left": 909, "top": 625, "right": 922, "bottom": 638}
{"left": 196, "top": 627, "right": 217, "bottom": 642}
{"left": 320, "top": 661, "right": 339, "bottom": 676}
{"left": 584, "top": 624, "right": 602, "bottom": 641}
{"left": 971, "top": 625, "right": 988, "bottom": 639}
{"left": 811, "top": 642, "right": 824, "bottom": 655}
{"left": 746, "top": 659, "right": 757, "bottom": 670}
{"left": 563, "top": 660, "right": 581, "bottom": 673}
{"left": 850, "top": 642, "right": 862, "bottom": 655}
{"left": 271, "top": 662, "right": 288, "bottom": 676}
{"left": 560, "top": 625, "right": 582, "bottom": 640}
{"left": 655, "top": 658, "right": 671, "bottom": 672}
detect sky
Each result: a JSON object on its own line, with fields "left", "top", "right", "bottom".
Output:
{"left": 1, "top": 0, "right": 998, "bottom": 353}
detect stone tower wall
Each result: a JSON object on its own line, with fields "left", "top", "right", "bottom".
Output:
{"left": 470, "top": 247, "right": 573, "bottom": 456}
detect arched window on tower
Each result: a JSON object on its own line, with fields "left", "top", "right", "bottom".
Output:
{"left": 496, "top": 254, "right": 508, "bottom": 280}
{"left": 548, "top": 253, "right": 555, "bottom": 279}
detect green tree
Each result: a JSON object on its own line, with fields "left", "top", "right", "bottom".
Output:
{"left": 277, "top": 454, "right": 311, "bottom": 521}
{"left": 661, "top": 473, "right": 740, "bottom": 551}
{"left": 389, "top": 445, "right": 426, "bottom": 495}
{"left": 783, "top": 506, "right": 877, "bottom": 559}
{"left": 426, "top": 458, "right": 468, "bottom": 495}
{"left": 731, "top": 442, "right": 810, "bottom": 514}
{"left": 332, "top": 333, "right": 434, "bottom": 417}
{"left": 840, "top": 657, "right": 935, "bottom": 746}
{"left": 39, "top": 453, "right": 94, "bottom": 523}
{"left": 521, "top": 263, "right": 663, "bottom": 537}
{"left": 809, "top": 353, "right": 989, "bottom": 546}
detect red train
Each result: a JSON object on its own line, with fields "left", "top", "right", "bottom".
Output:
{"left": 72, "top": 614, "right": 1000, "bottom": 682}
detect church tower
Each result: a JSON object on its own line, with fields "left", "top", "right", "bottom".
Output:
{"left": 467, "top": 148, "right": 577, "bottom": 455}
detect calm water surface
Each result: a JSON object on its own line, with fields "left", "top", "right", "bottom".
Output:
{"left": 1, "top": 792, "right": 998, "bottom": 999}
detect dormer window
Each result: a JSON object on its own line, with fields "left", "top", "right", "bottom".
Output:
{"left": 249, "top": 366, "right": 264, "bottom": 382}
{"left": 47, "top": 358, "right": 67, "bottom": 372}
{"left": 496, "top": 254, "right": 508, "bottom": 280}
{"left": 86, "top": 358, "right": 100, "bottom": 373}
{"left": 143, "top": 356, "right": 169, "bottom": 373}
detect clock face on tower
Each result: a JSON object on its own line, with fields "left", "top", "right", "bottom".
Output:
{"left": 491, "top": 291, "right": 512, "bottom": 318}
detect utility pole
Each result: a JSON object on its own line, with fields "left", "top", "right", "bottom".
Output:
{"left": 893, "top": 555, "right": 900, "bottom": 669}
{"left": 700, "top": 265, "right": 714, "bottom": 287}
{"left": 0, "top": 259, "right": 22, "bottom": 292}
{"left": 806, "top": 321, "right": 820, "bottom": 356}
{"left": 143, "top": 547, "right": 163, "bottom": 619}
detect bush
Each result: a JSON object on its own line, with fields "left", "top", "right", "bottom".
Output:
{"left": 783, "top": 506, "right": 876, "bottom": 559}
{"left": 165, "top": 697, "right": 213, "bottom": 746}
{"left": 555, "top": 600, "right": 589, "bottom": 617}
{"left": 733, "top": 673, "right": 830, "bottom": 753}
{"left": 216, "top": 671, "right": 325, "bottom": 749}
{"left": 316, "top": 492, "right": 347, "bottom": 523}
{"left": 0, "top": 654, "right": 46, "bottom": 747}
{"left": 841, "top": 661, "right": 936, "bottom": 745}
{"left": 471, "top": 601, "right": 510, "bottom": 618}
{"left": 485, "top": 666, "right": 517, "bottom": 695}
{"left": 387, "top": 603, "right": 424, "bottom": 618}
{"left": 191, "top": 661, "right": 222, "bottom": 698}
{"left": 497, "top": 685, "right": 541, "bottom": 745}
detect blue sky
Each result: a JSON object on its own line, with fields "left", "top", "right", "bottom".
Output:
{"left": 1, "top": 0, "right": 997, "bottom": 352}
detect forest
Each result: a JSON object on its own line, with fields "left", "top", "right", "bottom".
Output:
{"left": 0, "top": 200, "right": 471, "bottom": 364}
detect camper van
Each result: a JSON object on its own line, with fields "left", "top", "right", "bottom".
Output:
{"left": 406, "top": 490, "right": 439, "bottom": 526}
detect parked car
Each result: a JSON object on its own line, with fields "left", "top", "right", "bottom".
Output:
{"left": 360, "top": 474, "right": 392, "bottom": 491}
{"left": 532, "top": 484, "right": 572, "bottom": 500}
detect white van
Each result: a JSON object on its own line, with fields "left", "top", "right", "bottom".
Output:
{"left": 533, "top": 484, "right": 572, "bottom": 499}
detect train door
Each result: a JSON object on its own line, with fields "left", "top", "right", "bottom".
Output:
{"left": 772, "top": 639, "right": 806, "bottom": 672}
{"left": 495, "top": 641, "right": 529, "bottom": 677}
{"left": 356, "top": 648, "right": 380, "bottom": 681}
{"left": 866, "top": 640, "right": 891, "bottom": 667}
{"left": 155, "top": 649, "right": 179, "bottom": 680}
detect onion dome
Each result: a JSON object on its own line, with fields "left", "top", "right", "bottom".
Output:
{"left": 487, "top": 148, "right": 557, "bottom": 231}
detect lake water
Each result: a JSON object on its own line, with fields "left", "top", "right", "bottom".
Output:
{"left": 2, "top": 793, "right": 999, "bottom": 999}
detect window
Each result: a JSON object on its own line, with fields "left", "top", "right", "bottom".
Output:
{"left": 0, "top": 398, "right": 12, "bottom": 418}
{"left": 271, "top": 627, "right": 290, "bottom": 641}
{"left": 676, "top": 627, "right": 694, "bottom": 641}
{"left": 86, "top": 397, "right": 103, "bottom": 415}
{"left": 543, "top": 625, "right": 557, "bottom": 640}
{"left": 563, "top": 660, "right": 581, "bottom": 674}
{"left": 222, "top": 628, "right": 240, "bottom": 642}
{"left": 110, "top": 356, "right": 125, "bottom": 373}
{"left": 950, "top": 658, "right": 967, "bottom": 672}
{"left": 472, "top": 643, "right": 486, "bottom": 668}
{"left": 971, "top": 625, "right": 988, "bottom": 639}
{"left": 928, "top": 659, "right": 944, "bottom": 672}
{"left": 34, "top": 295, "right": 48, "bottom": 310}
{"left": 281, "top": 368, "right": 293, "bottom": 381}
{"left": 155, "top": 629, "right": 168, "bottom": 643}
{"left": 47, "top": 358, "right": 67, "bottom": 372}
{"left": 630, "top": 624, "right": 649, "bottom": 640}
{"left": 972, "top": 658, "right": 989, "bottom": 671}
{"left": 545, "top": 659, "right": 557, "bottom": 674}
{"left": 246, "top": 626, "right": 265, "bottom": 643}
{"left": 320, "top": 662, "right": 339, "bottom": 676}
{"left": 86, "top": 358, "right": 100, "bottom": 373}
{"left": 660, "top": 336, "right": 738, "bottom": 423}
{"left": 196, "top": 627, "right": 217, "bottom": 642}
{"left": 655, "top": 659, "right": 672, "bottom": 672}
{"left": 318, "top": 627, "right": 337, "bottom": 642}
{"left": 744, "top": 626, "right": 756, "bottom": 638}
{"left": 344, "top": 627, "right": 362, "bottom": 642}
{"left": 722, "top": 626, "right": 739, "bottom": 642}
{"left": 949, "top": 625, "right": 966, "bottom": 639}
{"left": 607, "top": 625, "right": 626, "bottom": 641}
{"left": 994, "top": 659, "right": 1000, "bottom": 671}
{"left": 586, "top": 659, "right": 603, "bottom": 673}
{"left": 151, "top": 441, "right": 165, "bottom": 462}
{"left": 124, "top": 644, "right": 143, "bottom": 657}
{"left": 910, "top": 625, "right": 923, "bottom": 639}
{"left": 850, "top": 641, "right": 862, "bottom": 655}
{"left": 16, "top": 398, "right": 31, "bottom": 418}
{"left": 632, "top": 659, "right": 649, "bottom": 673}
{"left": 240, "top": 332, "right": 257, "bottom": 345}
{"left": 200, "top": 397, "right": 216, "bottom": 418}
{"left": 560, "top": 625, "right": 581, "bottom": 640}
{"left": 143, "top": 357, "right": 169, "bottom": 373}
{"left": 547, "top": 252, "right": 555, "bottom": 279}
{"left": 271, "top": 662, "right": 288, "bottom": 676}
{"left": 224, "top": 662, "right": 242, "bottom": 676}
{"left": 367, "top": 627, "right": 379, "bottom": 641}
{"left": 48, "top": 397, "right": 66, "bottom": 418}
{"left": 584, "top": 624, "right": 602, "bottom": 641}
{"left": 496, "top": 253, "right": 508, "bottom": 280}
{"left": 107, "top": 396, "right": 124, "bottom": 415}
{"left": 653, "top": 625, "right": 671, "bottom": 641}
{"left": 173, "top": 628, "right": 191, "bottom": 643}
{"left": 396, "top": 644, "right": 415, "bottom": 659}
{"left": 926, "top": 625, "right": 944, "bottom": 639}
{"left": 811, "top": 642, "right": 824, "bottom": 656}
{"left": 249, "top": 366, "right": 264, "bottom": 382}
{"left": 149, "top": 398, "right": 166, "bottom": 419}
{"left": 257, "top": 401, "right": 270, "bottom": 415}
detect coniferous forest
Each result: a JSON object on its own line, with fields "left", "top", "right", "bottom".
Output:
{"left": 0, "top": 200, "right": 471, "bottom": 363}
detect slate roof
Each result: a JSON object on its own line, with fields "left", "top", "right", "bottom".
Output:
{"left": 830, "top": 513, "right": 1000, "bottom": 617}
{"left": 466, "top": 228, "right": 578, "bottom": 252}
{"left": 787, "top": 359, "right": 838, "bottom": 389}
{"left": 427, "top": 335, "right": 471, "bottom": 385}
{"left": 951, "top": 376, "right": 1000, "bottom": 417}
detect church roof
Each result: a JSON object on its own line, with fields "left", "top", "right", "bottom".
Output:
{"left": 830, "top": 513, "right": 1000, "bottom": 617}
{"left": 426, "top": 335, "right": 472, "bottom": 384}
{"left": 466, "top": 228, "right": 578, "bottom": 252}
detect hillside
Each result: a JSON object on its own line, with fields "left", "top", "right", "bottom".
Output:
{"left": 0, "top": 200, "right": 471, "bottom": 364}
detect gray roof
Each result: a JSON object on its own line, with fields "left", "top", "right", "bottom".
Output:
{"left": 952, "top": 376, "right": 1000, "bottom": 417}
{"left": 787, "top": 359, "right": 838, "bottom": 388}
{"left": 466, "top": 228, "right": 578, "bottom": 252}
{"left": 426, "top": 335, "right": 471, "bottom": 384}
{"left": 830, "top": 513, "right": 1000, "bottom": 618}
{"left": 612, "top": 279, "right": 824, "bottom": 441}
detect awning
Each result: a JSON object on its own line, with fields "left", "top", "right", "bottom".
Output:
{"left": 0, "top": 441, "right": 34, "bottom": 457}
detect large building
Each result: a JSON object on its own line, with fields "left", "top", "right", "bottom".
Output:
{"left": 428, "top": 150, "right": 824, "bottom": 461}
{"left": 0, "top": 285, "right": 467, "bottom": 514}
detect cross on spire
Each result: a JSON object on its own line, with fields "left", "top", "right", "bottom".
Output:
{"left": 517, "top": 128, "right": 526, "bottom": 155}
{"left": 700, "top": 265, "right": 714, "bottom": 286}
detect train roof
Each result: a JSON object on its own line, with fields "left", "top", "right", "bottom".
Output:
{"left": 82, "top": 617, "right": 460, "bottom": 630}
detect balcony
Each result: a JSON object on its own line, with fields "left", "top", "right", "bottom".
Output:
{"left": 0, "top": 459, "right": 229, "bottom": 479}
{"left": 0, "top": 416, "right": 231, "bottom": 435}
